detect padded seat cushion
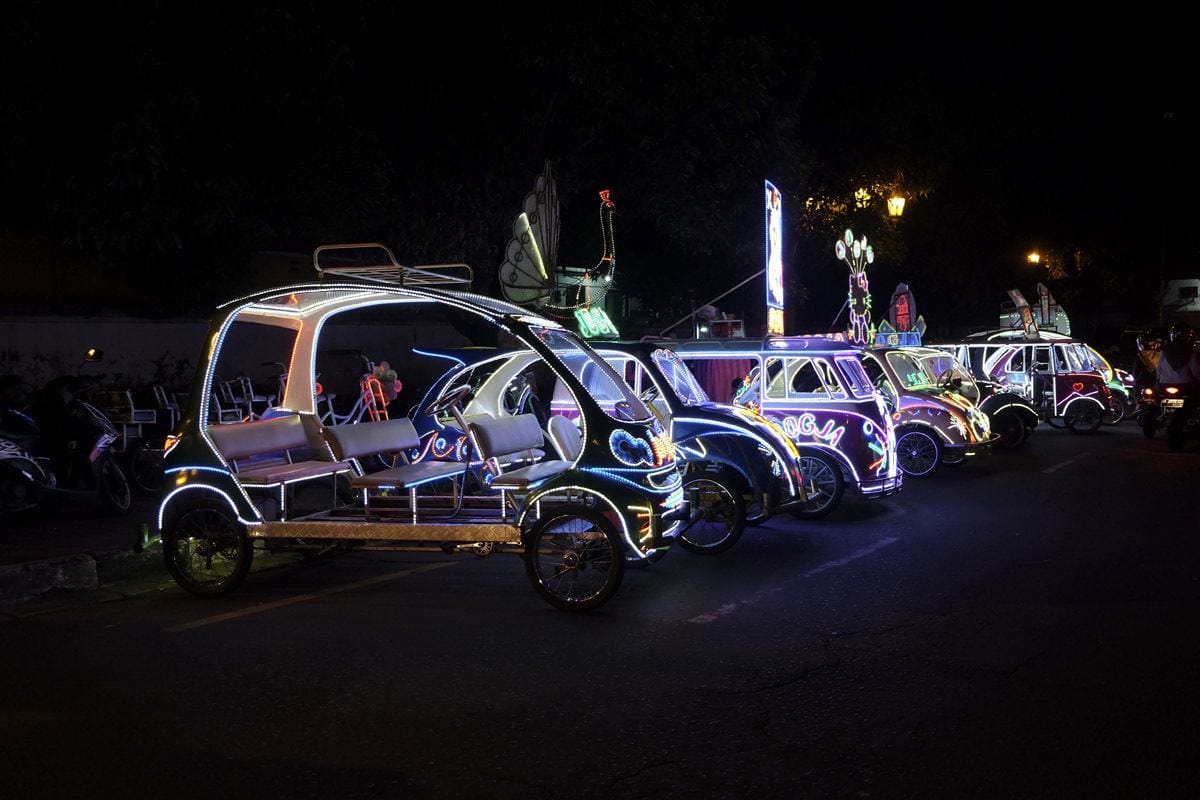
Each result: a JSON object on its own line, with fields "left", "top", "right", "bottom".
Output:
{"left": 210, "top": 414, "right": 313, "bottom": 461}
{"left": 489, "top": 460, "right": 571, "bottom": 489}
{"left": 470, "top": 414, "right": 545, "bottom": 459}
{"left": 348, "top": 460, "right": 465, "bottom": 489}
{"left": 325, "top": 418, "right": 421, "bottom": 461}
{"left": 236, "top": 459, "right": 352, "bottom": 485}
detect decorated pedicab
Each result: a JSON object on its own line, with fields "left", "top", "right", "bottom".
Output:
{"left": 569, "top": 341, "right": 807, "bottom": 551}
{"left": 404, "top": 342, "right": 805, "bottom": 555}
{"left": 157, "top": 243, "right": 686, "bottom": 612}
{"left": 858, "top": 344, "right": 997, "bottom": 476}
{"left": 670, "top": 335, "right": 902, "bottom": 519}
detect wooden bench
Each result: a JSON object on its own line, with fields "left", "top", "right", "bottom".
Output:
{"left": 324, "top": 418, "right": 467, "bottom": 519}
{"left": 208, "top": 414, "right": 353, "bottom": 519}
{"left": 469, "top": 414, "right": 570, "bottom": 490}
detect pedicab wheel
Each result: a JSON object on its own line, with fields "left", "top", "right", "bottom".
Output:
{"left": 98, "top": 456, "right": 133, "bottom": 515}
{"left": 895, "top": 428, "right": 942, "bottom": 478}
{"left": 677, "top": 473, "right": 745, "bottom": 555}
{"left": 992, "top": 410, "right": 1026, "bottom": 449}
{"left": 790, "top": 449, "right": 845, "bottom": 520}
{"left": 163, "top": 504, "right": 253, "bottom": 597}
{"left": 524, "top": 507, "right": 624, "bottom": 612}
{"left": 1103, "top": 396, "right": 1127, "bottom": 425}
{"left": 1066, "top": 405, "right": 1102, "bottom": 434}
{"left": 129, "top": 439, "right": 164, "bottom": 495}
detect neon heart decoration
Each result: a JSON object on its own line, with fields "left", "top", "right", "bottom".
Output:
{"left": 1072, "top": 382, "right": 1084, "bottom": 392}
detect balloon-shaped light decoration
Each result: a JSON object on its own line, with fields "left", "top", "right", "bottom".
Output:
{"left": 836, "top": 229, "right": 874, "bottom": 345}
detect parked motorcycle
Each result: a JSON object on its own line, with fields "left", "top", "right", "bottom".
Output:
{"left": 1140, "top": 383, "right": 1198, "bottom": 452}
{"left": 0, "top": 373, "right": 132, "bottom": 517}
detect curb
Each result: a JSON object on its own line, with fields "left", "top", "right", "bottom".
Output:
{"left": 0, "top": 547, "right": 163, "bottom": 610}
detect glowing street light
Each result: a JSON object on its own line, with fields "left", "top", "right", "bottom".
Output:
{"left": 887, "top": 194, "right": 906, "bottom": 218}
{"left": 1026, "top": 251, "right": 1041, "bottom": 265}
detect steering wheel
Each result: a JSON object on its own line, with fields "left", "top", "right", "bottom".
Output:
{"left": 937, "top": 369, "right": 961, "bottom": 388}
{"left": 424, "top": 384, "right": 472, "bottom": 418}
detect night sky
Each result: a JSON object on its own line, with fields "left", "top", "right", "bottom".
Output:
{"left": 1, "top": 2, "right": 1191, "bottom": 341}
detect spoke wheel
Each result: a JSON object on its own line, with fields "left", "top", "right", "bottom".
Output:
{"left": 1066, "top": 405, "right": 1102, "bottom": 434}
{"left": 98, "top": 456, "right": 132, "bottom": 514}
{"left": 895, "top": 429, "right": 942, "bottom": 478}
{"left": 993, "top": 411, "right": 1026, "bottom": 449}
{"left": 1102, "top": 396, "right": 1126, "bottom": 425}
{"left": 164, "top": 505, "right": 253, "bottom": 596}
{"left": 129, "top": 440, "right": 164, "bottom": 495}
{"left": 678, "top": 473, "right": 745, "bottom": 555}
{"left": 789, "top": 450, "right": 845, "bottom": 520}
{"left": 524, "top": 507, "right": 624, "bottom": 612}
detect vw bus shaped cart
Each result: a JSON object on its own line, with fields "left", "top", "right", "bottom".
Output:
{"left": 906, "top": 345, "right": 1039, "bottom": 449}
{"left": 157, "top": 244, "right": 686, "bottom": 612}
{"left": 404, "top": 342, "right": 803, "bottom": 555}
{"left": 668, "top": 335, "right": 902, "bottom": 519}
{"left": 938, "top": 330, "right": 1111, "bottom": 435}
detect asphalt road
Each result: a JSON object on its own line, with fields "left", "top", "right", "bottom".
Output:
{"left": 2, "top": 425, "right": 1197, "bottom": 799}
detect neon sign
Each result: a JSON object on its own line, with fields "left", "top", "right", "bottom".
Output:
{"left": 778, "top": 413, "right": 846, "bottom": 448}
{"left": 574, "top": 307, "right": 619, "bottom": 338}
{"left": 765, "top": 180, "right": 785, "bottom": 334}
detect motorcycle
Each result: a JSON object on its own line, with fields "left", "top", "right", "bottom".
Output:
{"left": 0, "top": 374, "right": 133, "bottom": 517}
{"left": 1138, "top": 383, "right": 1199, "bottom": 451}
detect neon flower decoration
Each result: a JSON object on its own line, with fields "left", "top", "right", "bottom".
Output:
{"left": 610, "top": 429, "right": 655, "bottom": 466}
{"left": 835, "top": 229, "right": 874, "bottom": 345}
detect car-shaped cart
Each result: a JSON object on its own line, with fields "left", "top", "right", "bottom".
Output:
{"left": 572, "top": 341, "right": 808, "bottom": 552}
{"left": 934, "top": 330, "right": 1111, "bottom": 434}
{"left": 860, "top": 346, "right": 996, "bottom": 477}
{"left": 898, "top": 346, "right": 1038, "bottom": 449}
{"left": 405, "top": 341, "right": 804, "bottom": 555}
{"left": 667, "top": 335, "right": 902, "bottom": 518}
{"left": 157, "top": 244, "right": 686, "bottom": 612}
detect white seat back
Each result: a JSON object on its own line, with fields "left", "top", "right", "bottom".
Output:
{"left": 547, "top": 414, "right": 583, "bottom": 461}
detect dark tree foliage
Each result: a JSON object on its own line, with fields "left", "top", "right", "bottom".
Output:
{"left": 0, "top": 1, "right": 1189, "bottom": 339}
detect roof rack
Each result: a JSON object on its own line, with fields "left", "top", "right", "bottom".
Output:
{"left": 313, "top": 242, "right": 474, "bottom": 288}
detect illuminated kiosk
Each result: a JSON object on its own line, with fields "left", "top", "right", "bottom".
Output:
{"left": 665, "top": 334, "right": 903, "bottom": 519}
{"left": 156, "top": 242, "right": 686, "bottom": 612}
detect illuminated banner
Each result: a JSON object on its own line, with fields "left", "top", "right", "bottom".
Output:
{"left": 765, "top": 180, "right": 784, "bottom": 334}
{"left": 574, "top": 307, "right": 620, "bottom": 339}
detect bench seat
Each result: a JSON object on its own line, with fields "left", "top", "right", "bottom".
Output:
{"left": 488, "top": 460, "right": 571, "bottom": 489}
{"left": 237, "top": 459, "right": 353, "bottom": 484}
{"left": 470, "top": 414, "right": 569, "bottom": 491}
{"left": 325, "top": 418, "right": 463, "bottom": 492}
{"left": 348, "top": 460, "right": 465, "bottom": 490}
{"left": 209, "top": 414, "right": 351, "bottom": 486}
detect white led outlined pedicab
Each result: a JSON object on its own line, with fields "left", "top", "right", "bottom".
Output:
{"left": 156, "top": 244, "right": 686, "bottom": 612}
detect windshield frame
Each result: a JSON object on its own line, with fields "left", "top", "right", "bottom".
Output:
{"left": 532, "top": 326, "right": 653, "bottom": 422}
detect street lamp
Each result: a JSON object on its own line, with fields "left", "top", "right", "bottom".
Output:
{"left": 887, "top": 194, "right": 906, "bottom": 219}
{"left": 1026, "top": 251, "right": 1041, "bottom": 265}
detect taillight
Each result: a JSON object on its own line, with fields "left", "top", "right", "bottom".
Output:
{"left": 1166, "top": 387, "right": 1180, "bottom": 395}
{"left": 1143, "top": 388, "right": 1154, "bottom": 397}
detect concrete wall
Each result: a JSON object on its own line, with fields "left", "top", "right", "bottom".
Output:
{"left": 0, "top": 316, "right": 474, "bottom": 416}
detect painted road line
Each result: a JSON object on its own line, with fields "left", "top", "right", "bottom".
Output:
{"left": 166, "top": 561, "right": 458, "bottom": 633}
{"left": 1042, "top": 451, "right": 1091, "bottom": 474}
{"left": 687, "top": 537, "right": 900, "bottom": 624}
